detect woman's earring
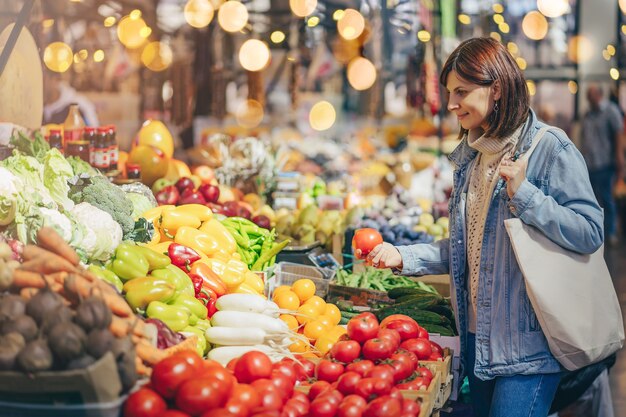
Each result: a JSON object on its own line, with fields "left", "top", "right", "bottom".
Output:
{"left": 494, "top": 101, "right": 499, "bottom": 113}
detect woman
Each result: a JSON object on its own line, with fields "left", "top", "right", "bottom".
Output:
{"left": 365, "top": 37, "right": 604, "bottom": 417}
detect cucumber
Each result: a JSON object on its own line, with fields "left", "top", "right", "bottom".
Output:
{"left": 388, "top": 287, "right": 436, "bottom": 300}
{"left": 340, "top": 310, "right": 360, "bottom": 319}
{"left": 394, "top": 293, "right": 442, "bottom": 305}
{"left": 339, "top": 317, "right": 349, "bottom": 325}
{"left": 424, "top": 304, "right": 455, "bottom": 321}
{"left": 378, "top": 296, "right": 441, "bottom": 314}
{"left": 421, "top": 323, "right": 456, "bottom": 336}
{"left": 335, "top": 299, "right": 356, "bottom": 312}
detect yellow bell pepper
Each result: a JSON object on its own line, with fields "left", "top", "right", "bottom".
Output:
{"left": 172, "top": 204, "right": 213, "bottom": 222}
{"left": 244, "top": 271, "right": 265, "bottom": 294}
{"left": 204, "top": 258, "right": 247, "bottom": 289}
{"left": 233, "top": 283, "right": 263, "bottom": 295}
{"left": 142, "top": 205, "right": 175, "bottom": 223}
{"left": 160, "top": 209, "right": 202, "bottom": 235}
{"left": 175, "top": 226, "right": 231, "bottom": 260}
{"left": 144, "top": 241, "right": 172, "bottom": 256}
{"left": 199, "top": 218, "right": 237, "bottom": 255}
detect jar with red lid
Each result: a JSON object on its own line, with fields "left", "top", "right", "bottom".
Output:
{"left": 126, "top": 164, "right": 141, "bottom": 180}
{"left": 65, "top": 141, "right": 90, "bottom": 163}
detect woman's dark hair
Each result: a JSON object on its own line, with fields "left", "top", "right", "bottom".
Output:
{"left": 439, "top": 37, "right": 530, "bottom": 139}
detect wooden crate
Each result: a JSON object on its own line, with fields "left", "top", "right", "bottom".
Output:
{"left": 400, "top": 367, "right": 441, "bottom": 412}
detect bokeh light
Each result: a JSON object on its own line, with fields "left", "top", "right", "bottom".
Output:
{"left": 236, "top": 99, "right": 264, "bottom": 128}
{"left": 307, "top": 16, "right": 320, "bottom": 27}
{"left": 526, "top": 80, "right": 536, "bottom": 96}
{"left": 458, "top": 14, "right": 471, "bottom": 25}
{"left": 337, "top": 9, "right": 365, "bottom": 40}
{"left": 610, "top": 68, "right": 619, "bottom": 81}
{"left": 516, "top": 57, "right": 527, "bottom": 70}
{"left": 93, "top": 50, "right": 105, "bottom": 62}
{"left": 492, "top": 3, "right": 504, "bottom": 13}
{"left": 43, "top": 42, "right": 73, "bottom": 73}
{"left": 507, "top": 42, "right": 519, "bottom": 55}
{"left": 218, "top": 1, "right": 249, "bottom": 33}
{"left": 289, "top": 0, "right": 317, "bottom": 18}
{"left": 493, "top": 14, "right": 504, "bottom": 25}
{"left": 347, "top": 57, "right": 377, "bottom": 90}
{"left": 537, "top": 0, "right": 569, "bottom": 18}
{"left": 333, "top": 10, "right": 344, "bottom": 21}
{"left": 270, "top": 31, "right": 285, "bottom": 43}
{"left": 567, "top": 81, "right": 578, "bottom": 94}
{"left": 104, "top": 16, "right": 116, "bottom": 27}
{"left": 141, "top": 41, "right": 173, "bottom": 71}
{"left": 239, "top": 39, "right": 270, "bottom": 71}
{"left": 522, "top": 11, "right": 548, "bottom": 40}
{"left": 184, "top": 0, "right": 214, "bottom": 28}
{"left": 568, "top": 35, "right": 594, "bottom": 63}
{"left": 309, "top": 101, "right": 336, "bottom": 131}
{"left": 117, "top": 15, "right": 148, "bottom": 48}
{"left": 417, "top": 30, "right": 431, "bottom": 42}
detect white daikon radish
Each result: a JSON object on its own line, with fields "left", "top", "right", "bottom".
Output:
{"left": 205, "top": 326, "right": 286, "bottom": 346}
{"left": 208, "top": 345, "right": 288, "bottom": 365}
{"left": 215, "top": 294, "right": 282, "bottom": 317}
{"left": 211, "top": 311, "right": 289, "bottom": 333}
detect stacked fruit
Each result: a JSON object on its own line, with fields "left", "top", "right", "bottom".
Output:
{"left": 293, "top": 313, "right": 445, "bottom": 416}
{"left": 272, "top": 279, "right": 346, "bottom": 357}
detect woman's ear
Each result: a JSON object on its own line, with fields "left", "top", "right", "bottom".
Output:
{"left": 492, "top": 80, "right": 502, "bottom": 101}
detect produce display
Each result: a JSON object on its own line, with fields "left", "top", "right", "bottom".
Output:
{"left": 334, "top": 267, "right": 438, "bottom": 294}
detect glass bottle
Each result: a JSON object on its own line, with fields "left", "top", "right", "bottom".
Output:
{"left": 63, "top": 103, "right": 85, "bottom": 147}
{"left": 48, "top": 129, "right": 64, "bottom": 154}
{"left": 83, "top": 127, "right": 96, "bottom": 166}
{"left": 95, "top": 127, "right": 110, "bottom": 171}
{"left": 107, "top": 125, "right": 119, "bottom": 171}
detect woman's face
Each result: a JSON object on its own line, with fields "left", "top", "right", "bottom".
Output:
{"left": 445, "top": 70, "right": 499, "bottom": 132}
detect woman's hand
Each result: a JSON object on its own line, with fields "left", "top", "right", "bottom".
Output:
{"left": 500, "top": 157, "right": 528, "bottom": 199}
{"left": 361, "top": 242, "right": 402, "bottom": 269}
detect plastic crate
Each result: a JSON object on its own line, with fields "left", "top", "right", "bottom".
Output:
{"left": 0, "top": 396, "right": 126, "bottom": 417}
{"left": 265, "top": 262, "right": 333, "bottom": 298}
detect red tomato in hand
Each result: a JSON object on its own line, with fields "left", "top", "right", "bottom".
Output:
{"left": 362, "top": 338, "right": 395, "bottom": 362}
{"left": 330, "top": 340, "right": 362, "bottom": 363}
{"left": 175, "top": 377, "right": 228, "bottom": 415}
{"left": 235, "top": 351, "right": 273, "bottom": 383}
{"left": 352, "top": 228, "right": 383, "bottom": 259}
{"left": 346, "top": 360, "right": 375, "bottom": 377}
{"left": 123, "top": 388, "right": 166, "bottom": 417}
{"left": 400, "top": 338, "right": 432, "bottom": 360}
{"left": 347, "top": 314, "right": 380, "bottom": 344}
{"left": 151, "top": 355, "right": 197, "bottom": 399}
{"left": 316, "top": 360, "right": 345, "bottom": 383}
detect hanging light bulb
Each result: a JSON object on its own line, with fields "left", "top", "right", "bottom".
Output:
{"left": 239, "top": 39, "right": 270, "bottom": 71}
{"left": 218, "top": 1, "right": 248, "bottom": 32}
{"left": 185, "top": 0, "right": 214, "bottom": 28}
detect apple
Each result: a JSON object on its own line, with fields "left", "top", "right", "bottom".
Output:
{"left": 252, "top": 215, "right": 271, "bottom": 230}
{"left": 206, "top": 202, "right": 228, "bottom": 216}
{"left": 236, "top": 202, "right": 252, "bottom": 219}
{"left": 175, "top": 177, "right": 195, "bottom": 194}
{"left": 199, "top": 184, "right": 220, "bottom": 203}
{"left": 155, "top": 185, "right": 180, "bottom": 206}
{"left": 179, "top": 191, "right": 207, "bottom": 205}
{"left": 192, "top": 165, "right": 215, "bottom": 184}
{"left": 222, "top": 201, "right": 239, "bottom": 217}
{"left": 152, "top": 178, "right": 172, "bottom": 194}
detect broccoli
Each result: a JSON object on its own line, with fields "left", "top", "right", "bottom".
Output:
{"left": 68, "top": 176, "right": 135, "bottom": 237}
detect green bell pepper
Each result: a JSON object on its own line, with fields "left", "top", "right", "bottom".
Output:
{"left": 150, "top": 264, "right": 194, "bottom": 297}
{"left": 112, "top": 243, "right": 150, "bottom": 281}
{"left": 169, "top": 293, "right": 208, "bottom": 320}
{"left": 194, "top": 318, "right": 211, "bottom": 333}
{"left": 181, "top": 325, "right": 208, "bottom": 356}
{"left": 88, "top": 265, "right": 123, "bottom": 292}
{"left": 135, "top": 245, "right": 171, "bottom": 271}
{"left": 123, "top": 277, "right": 177, "bottom": 311}
{"left": 146, "top": 301, "right": 190, "bottom": 332}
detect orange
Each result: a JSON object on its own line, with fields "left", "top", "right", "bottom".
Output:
{"left": 314, "top": 337, "right": 335, "bottom": 356}
{"left": 328, "top": 325, "right": 348, "bottom": 342}
{"left": 317, "top": 315, "right": 334, "bottom": 328}
{"left": 273, "top": 290, "right": 300, "bottom": 311}
{"left": 303, "top": 320, "right": 329, "bottom": 341}
{"left": 273, "top": 285, "right": 292, "bottom": 297}
{"left": 280, "top": 314, "right": 299, "bottom": 332}
{"left": 296, "top": 304, "right": 319, "bottom": 325}
{"left": 323, "top": 303, "right": 341, "bottom": 325}
{"left": 291, "top": 279, "right": 316, "bottom": 303}
{"left": 304, "top": 296, "right": 326, "bottom": 315}
{"left": 289, "top": 339, "right": 309, "bottom": 353}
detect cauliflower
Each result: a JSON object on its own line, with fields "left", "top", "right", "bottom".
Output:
{"left": 70, "top": 202, "right": 123, "bottom": 262}
{"left": 0, "top": 167, "right": 20, "bottom": 226}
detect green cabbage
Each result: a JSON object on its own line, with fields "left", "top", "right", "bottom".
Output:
{"left": 43, "top": 149, "right": 75, "bottom": 211}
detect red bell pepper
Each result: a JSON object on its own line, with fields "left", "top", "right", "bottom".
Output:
{"left": 206, "top": 298, "right": 218, "bottom": 318}
{"left": 189, "top": 262, "right": 227, "bottom": 297}
{"left": 168, "top": 243, "right": 201, "bottom": 272}
{"left": 189, "top": 273, "right": 203, "bottom": 297}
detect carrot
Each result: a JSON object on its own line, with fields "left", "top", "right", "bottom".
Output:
{"left": 36, "top": 227, "right": 80, "bottom": 266}
{"left": 135, "top": 356, "right": 152, "bottom": 376}
{"left": 136, "top": 341, "right": 167, "bottom": 365}
{"left": 11, "top": 269, "right": 47, "bottom": 288}
{"left": 19, "top": 255, "right": 81, "bottom": 275}
{"left": 63, "top": 274, "right": 133, "bottom": 318}
{"left": 162, "top": 335, "right": 199, "bottom": 357}
{"left": 110, "top": 315, "right": 155, "bottom": 340}
{"left": 19, "top": 287, "right": 39, "bottom": 299}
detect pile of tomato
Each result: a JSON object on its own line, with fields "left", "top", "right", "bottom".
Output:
{"left": 298, "top": 312, "right": 443, "bottom": 417}
{"left": 123, "top": 313, "right": 444, "bottom": 417}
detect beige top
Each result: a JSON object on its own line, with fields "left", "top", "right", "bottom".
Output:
{"left": 466, "top": 126, "right": 523, "bottom": 333}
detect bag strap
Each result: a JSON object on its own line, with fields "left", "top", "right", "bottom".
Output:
{"left": 519, "top": 126, "right": 551, "bottom": 161}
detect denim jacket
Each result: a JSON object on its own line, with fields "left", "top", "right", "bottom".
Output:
{"left": 397, "top": 110, "right": 604, "bottom": 380}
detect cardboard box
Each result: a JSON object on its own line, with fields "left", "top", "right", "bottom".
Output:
{"left": 0, "top": 352, "right": 122, "bottom": 405}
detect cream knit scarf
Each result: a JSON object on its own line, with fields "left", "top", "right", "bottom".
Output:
{"left": 466, "top": 125, "right": 523, "bottom": 333}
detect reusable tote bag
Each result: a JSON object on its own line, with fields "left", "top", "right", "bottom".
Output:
{"left": 504, "top": 126, "right": 624, "bottom": 371}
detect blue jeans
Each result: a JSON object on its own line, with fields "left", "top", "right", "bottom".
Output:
{"left": 589, "top": 167, "right": 617, "bottom": 238}
{"left": 466, "top": 333, "right": 562, "bottom": 417}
